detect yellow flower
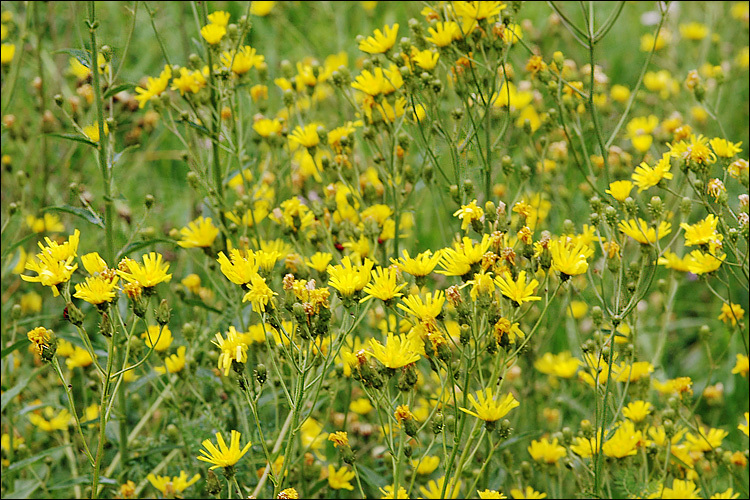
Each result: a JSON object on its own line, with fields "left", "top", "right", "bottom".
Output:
{"left": 680, "top": 22, "right": 708, "bottom": 40}
{"left": 570, "top": 436, "right": 599, "bottom": 459}
{"left": 397, "top": 290, "right": 445, "bottom": 322}
{"left": 685, "top": 249, "right": 724, "bottom": 274}
{"left": 177, "top": 216, "right": 219, "bottom": 248}
{"left": 306, "top": 252, "right": 332, "bottom": 273}
{"left": 710, "top": 138, "right": 743, "bottom": 157}
{"left": 327, "top": 256, "right": 373, "bottom": 298}
{"left": 221, "top": 46, "right": 264, "bottom": 75}
{"left": 197, "top": 430, "right": 251, "bottom": 470}
{"left": 66, "top": 346, "right": 94, "bottom": 369}
{"left": 622, "top": 400, "right": 652, "bottom": 422}
{"left": 391, "top": 249, "right": 442, "bottom": 277}
{"left": 117, "top": 252, "right": 172, "bottom": 288}
{"left": 610, "top": 84, "right": 630, "bottom": 103}
{"left": 73, "top": 275, "right": 120, "bottom": 305}
{"left": 510, "top": 486, "right": 547, "bottom": 499}
{"left": 1, "top": 43, "right": 14, "bottom": 65}
{"left": 605, "top": 180, "right": 634, "bottom": 202}
{"left": 26, "top": 213, "right": 66, "bottom": 233}
{"left": 207, "top": 10, "right": 230, "bottom": 26}
{"left": 28, "top": 407, "right": 71, "bottom": 431}
{"left": 534, "top": 351, "right": 580, "bottom": 378}
{"left": 632, "top": 153, "right": 673, "bottom": 192}
{"left": 649, "top": 479, "right": 701, "bottom": 499}
{"left": 681, "top": 214, "right": 722, "bottom": 247}
{"left": 419, "top": 476, "right": 462, "bottom": 499}
{"left": 411, "top": 47, "right": 439, "bottom": 70}
{"left": 412, "top": 455, "right": 440, "bottom": 475}
{"left": 368, "top": 332, "right": 420, "bottom": 369}
{"left": 155, "top": 346, "right": 187, "bottom": 374}
{"left": 217, "top": 249, "right": 258, "bottom": 285}
{"left": 657, "top": 250, "right": 691, "bottom": 272}
{"left": 142, "top": 325, "right": 173, "bottom": 352}
{"left": 718, "top": 303, "right": 745, "bottom": 326}
{"left": 147, "top": 471, "right": 200, "bottom": 496}
{"left": 328, "top": 431, "right": 349, "bottom": 448}
{"left": 426, "top": 21, "right": 461, "bottom": 47}
{"left": 669, "top": 134, "right": 716, "bottom": 165}
{"left": 242, "top": 274, "right": 277, "bottom": 313}
{"left": 685, "top": 427, "right": 728, "bottom": 452}
{"left": 460, "top": 388, "right": 520, "bottom": 422}
{"left": 359, "top": 23, "right": 398, "bottom": 54}
{"left": 81, "top": 252, "right": 108, "bottom": 275}
{"left": 82, "top": 122, "right": 109, "bottom": 143}
{"left": 327, "top": 465, "right": 355, "bottom": 491}
{"left": 361, "top": 266, "right": 406, "bottom": 303}
{"left": 495, "top": 271, "right": 541, "bottom": 306}
{"left": 135, "top": 65, "right": 172, "bottom": 109}
{"left": 711, "top": 488, "right": 741, "bottom": 499}
{"left": 653, "top": 376, "right": 693, "bottom": 395}
{"left": 478, "top": 490, "right": 507, "bottom": 499}
{"left": 27, "top": 327, "right": 52, "bottom": 356}
{"left": 379, "top": 485, "right": 409, "bottom": 498}
{"left": 349, "top": 397, "right": 372, "bottom": 414}
{"left": 731, "top": 354, "right": 749, "bottom": 377}
{"left": 549, "top": 238, "right": 592, "bottom": 277}
{"left": 739, "top": 413, "right": 749, "bottom": 436}
{"left": 250, "top": 1, "right": 275, "bottom": 16}
{"left": 602, "top": 420, "right": 641, "bottom": 458}
{"left": 618, "top": 219, "right": 672, "bottom": 245}
{"left": 253, "top": 117, "right": 283, "bottom": 138}
{"left": 454, "top": 200, "right": 484, "bottom": 231}
{"left": 528, "top": 437, "right": 567, "bottom": 464}
{"left": 289, "top": 123, "right": 320, "bottom": 149}
{"left": 201, "top": 23, "right": 226, "bottom": 45}
{"left": 22, "top": 253, "right": 78, "bottom": 296}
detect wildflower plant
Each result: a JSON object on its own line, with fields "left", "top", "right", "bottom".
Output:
{"left": 0, "top": 2, "right": 748, "bottom": 499}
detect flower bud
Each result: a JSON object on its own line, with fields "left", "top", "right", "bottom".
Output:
{"left": 155, "top": 299, "right": 171, "bottom": 326}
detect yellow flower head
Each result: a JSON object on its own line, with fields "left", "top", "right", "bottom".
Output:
{"left": 201, "top": 23, "right": 226, "bottom": 45}
{"left": 117, "top": 252, "right": 172, "bottom": 288}
{"left": 359, "top": 23, "right": 398, "bottom": 54}
{"left": 242, "top": 274, "right": 277, "bottom": 313}
{"left": 73, "top": 275, "right": 120, "bottom": 305}
{"left": 632, "top": 153, "right": 674, "bottom": 192}
{"left": 605, "top": 180, "right": 634, "bottom": 202}
{"left": 155, "top": 345, "right": 188, "bottom": 375}
{"left": 135, "top": 65, "right": 172, "bottom": 109}
{"left": 289, "top": 124, "right": 320, "bottom": 149}
{"left": 528, "top": 437, "right": 567, "bottom": 464}
{"left": 397, "top": 290, "right": 445, "bottom": 322}
{"left": 460, "top": 388, "right": 520, "bottom": 422}
{"left": 618, "top": 219, "right": 672, "bottom": 245}
{"left": 142, "top": 325, "right": 173, "bottom": 352}
{"left": 549, "top": 238, "right": 592, "bottom": 277}
{"left": 718, "top": 302, "right": 745, "bottom": 326}
{"left": 368, "top": 332, "right": 420, "bottom": 369}
{"left": 207, "top": 10, "right": 230, "bottom": 27}
{"left": 495, "top": 271, "right": 541, "bottom": 306}
{"left": 391, "top": 249, "right": 442, "bottom": 278}
{"left": 146, "top": 470, "right": 200, "bottom": 496}
{"left": 731, "top": 354, "right": 749, "bottom": 377}
{"left": 197, "top": 430, "right": 251, "bottom": 469}
{"left": 361, "top": 266, "right": 406, "bottom": 303}
{"left": 454, "top": 200, "right": 484, "bottom": 231}
{"left": 622, "top": 400, "right": 652, "bottom": 422}
{"left": 178, "top": 216, "right": 219, "bottom": 248}
{"left": 327, "top": 465, "right": 355, "bottom": 491}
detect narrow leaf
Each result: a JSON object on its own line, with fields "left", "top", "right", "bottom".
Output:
{"left": 43, "top": 205, "right": 105, "bottom": 229}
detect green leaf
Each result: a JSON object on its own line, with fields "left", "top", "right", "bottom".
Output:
{"left": 5, "top": 479, "right": 41, "bottom": 499}
{"left": 53, "top": 48, "right": 91, "bottom": 66}
{"left": 116, "top": 238, "right": 178, "bottom": 260}
{"left": 43, "top": 205, "right": 105, "bottom": 229}
{"left": 6, "top": 445, "right": 69, "bottom": 472}
{"left": 182, "top": 119, "right": 211, "bottom": 136}
{"left": 1, "top": 366, "right": 45, "bottom": 412}
{"left": 1, "top": 340, "right": 27, "bottom": 359}
{"left": 46, "top": 132, "right": 98, "bottom": 148}
{"left": 0, "top": 232, "right": 36, "bottom": 259}
{"left": 111, "top": 144, "right": 140, "bottom": 167}
{"left": 47, "top": 475, "right": 116, "bottom": 491}
{"left": 103, "top": 82, "right": 136, "bottom": 100}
